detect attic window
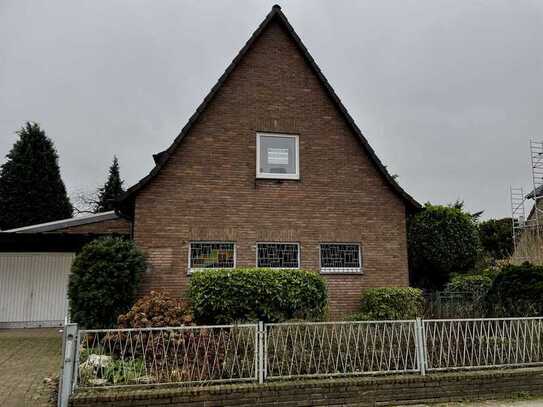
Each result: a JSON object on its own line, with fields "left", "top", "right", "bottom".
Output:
{"left": 256, "top": 133, "right": 299, "bottom": 179}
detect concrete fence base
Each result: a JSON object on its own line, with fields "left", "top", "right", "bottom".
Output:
{"left": 70, "top": 367, "right": 543, "bottom": 407}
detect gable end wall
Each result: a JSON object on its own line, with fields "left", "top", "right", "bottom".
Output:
{"left": 133, "top": 21, "right": 409, "bottom": 319}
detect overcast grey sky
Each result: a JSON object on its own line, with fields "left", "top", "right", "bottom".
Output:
{"left": 1, "top": 0, "right": 542, "bottom": 219}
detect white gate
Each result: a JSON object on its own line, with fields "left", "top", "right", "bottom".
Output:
{"left": 0, "top": 252, "right": 74, "bottom": 328}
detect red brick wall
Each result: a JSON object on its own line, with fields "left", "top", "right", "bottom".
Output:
{"left": 71, "top": 368, "right": 543, "bottom": 407}
{"left": 50, "top": 218, "right": 131, "bottom": 235}
{"left": 133, "top": 20, "right": 409, "bottom": 318}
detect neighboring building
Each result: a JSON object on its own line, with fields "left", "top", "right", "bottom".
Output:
{"left": 512, "top": 188, "right": 543, "bottom": 262}
{"left": 0, "top": 212, "right": 130, "bottom": 328}
{"left": 117, "top": 6, "right": 420, "bottom": 318}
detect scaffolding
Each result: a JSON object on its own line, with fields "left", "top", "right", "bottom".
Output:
{"left": 510, "top": 140, "right": 543, "bottom": 262}
{"left": 530, "top": 140, "right": 543, "bottom": 236}
{"left": 510, "top": 186, "right": 526, "bottom": 255}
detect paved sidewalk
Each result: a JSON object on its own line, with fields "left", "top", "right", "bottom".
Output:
{"left": 0, "top": 328, "right": 62, "bottom": 407}
{"left": 434, "top": 400, "right": 543, "bottom": 406}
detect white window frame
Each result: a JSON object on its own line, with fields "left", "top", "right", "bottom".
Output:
{"left": 188, "top": 241, "right": 236, "bottom": 274}
{"left": 256, "top": 132, "right": 300, "bottom": 180}
{"left": 319, "top": 243, "right": 362, "bottom": 274}
{"left": 256, "top": 242, "right": 300, "bottom": 269}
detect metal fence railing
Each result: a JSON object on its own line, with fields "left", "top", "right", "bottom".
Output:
{"left": 265, "top": 320, "right": 420, "bottom": 379}
{"left": 59, "top": 317, "right": 543, "bottom": 406}
{"left": 75, "top": 324, "right": 259, "bottom": 388}
{"left": 423, "top": 317, "right": 543, "bottom": 371}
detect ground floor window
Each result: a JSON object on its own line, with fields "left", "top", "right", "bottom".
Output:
{"left": 257, "top": 243, "right": 299, "bottom": 268}
{"left": 189, "top": 242, "right": 235, "bottom": 272}
{"left": 320, "top": 243, "right": 361, "bottom": 273}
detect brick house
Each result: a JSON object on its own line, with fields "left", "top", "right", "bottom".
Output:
{"left": 118, "top": 5, "right": 420, "bottom": 318}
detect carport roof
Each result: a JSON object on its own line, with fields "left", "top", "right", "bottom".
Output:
{"left": 0, "top": 233, "right": 123, "bottom": 252}
{"left": 1, "top": 211, "right": 119, "bottom": 233}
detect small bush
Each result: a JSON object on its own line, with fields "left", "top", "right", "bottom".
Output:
{"left": 188, "top": 268, "right": 327, "bottom": 324}
{"left": 117, "top": 291, "right": 192, "bottom": 328}
{"left": 353, "top": 287, "right": 424, "bottom": 320}
{"left": 68, "top": 237, "right": 146, "bottom": 329}
{"left": 485, "top": 262, "right": 543, "bottom": 316}
{"left": 445, "top": 274, "right": 492, "bottom": 296}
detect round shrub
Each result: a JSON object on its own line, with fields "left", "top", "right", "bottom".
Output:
{"left": 445, "top": 274, "right": 493, "bottom": 296}
{"left": 485, "top": 262, "right": 543, "bottom": 316}
{"left": 408, "top": 203, "right": 481, "bottom": 289}
{"left": 117, "top": 291, "right": 192, "bottom": 328}
{"left": 353, "top": 287, "right": 424, "bottom": 320}
{"left": 188, "top": 268, "right": 327, "bottom": 324}
{"left": 68, "top": 237, "right": 146, "bottom": 328}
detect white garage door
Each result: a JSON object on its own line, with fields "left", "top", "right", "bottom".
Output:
{"left": 0, "top": 252, "right": 75, "bottom": 328}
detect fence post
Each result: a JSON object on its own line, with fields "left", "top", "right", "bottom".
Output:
{"left": 58, "top": 323, "right": 78, "bottom": 407}
{"left": 415, "top": 318, "right": 426, "bottom": 376}
{"left": 258, "top": 321, "right": 264, "bottom": 384}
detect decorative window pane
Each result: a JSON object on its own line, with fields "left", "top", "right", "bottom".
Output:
{"left": 257, "top": 243, "right": 299, "bottom": 268}
{"left": 190, "top": 242, "right": 235, "bottom": 271}
{"left": 320, "top": 244, "right": 361, "bottom": 273}
{"left": 257, "top": 133, "right": 299, "bottom": 179}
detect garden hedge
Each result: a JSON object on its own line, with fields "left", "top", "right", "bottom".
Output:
{"left": 188, "top": 268, "right": 327, "bottom": 324}
{"left": 485, "top": 262, "right": 543, "bottom": 316}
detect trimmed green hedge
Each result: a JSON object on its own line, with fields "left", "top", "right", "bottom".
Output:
{"left": 188, "top": 268, "right": 327, "bottom": 324}
{"left": 349, "top": 287, "right": 424, "bottom": 321}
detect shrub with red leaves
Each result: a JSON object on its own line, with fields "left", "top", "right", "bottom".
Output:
{"left": 117, "top": 291, "right": 193, "bottom": 328}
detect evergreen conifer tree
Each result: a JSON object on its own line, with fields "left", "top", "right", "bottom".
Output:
{"left": 95, "top": 156, "right": 124, "bottom": 213}
{"left": 0, "top": 122, "right": 73, "bottom": 229}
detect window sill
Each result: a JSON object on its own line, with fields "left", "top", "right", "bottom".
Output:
{"left": 188, "top": 267, "right": 235, "bottom": 274}
{"left": 320, "top": 268, "right": 363, "bottom": 275}
{"left": 256, "top": 175, "right": 300, "bottom": 181}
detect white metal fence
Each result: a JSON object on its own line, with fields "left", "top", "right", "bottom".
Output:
{"left": 423, "top": 317, "right": 543, "bottom": 371}
{"left": 266, "top": 320, "right": 420, "bottom": 378}
{"left": 59, "top": 317, "right": 543, "bottom": 406}
{"left": 75, "top": 324, "right": 259, "bottom": 388}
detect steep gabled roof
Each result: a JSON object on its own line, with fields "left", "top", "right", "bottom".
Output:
{"left": 119, "top": 5, "right": 420, "bottom": 214}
